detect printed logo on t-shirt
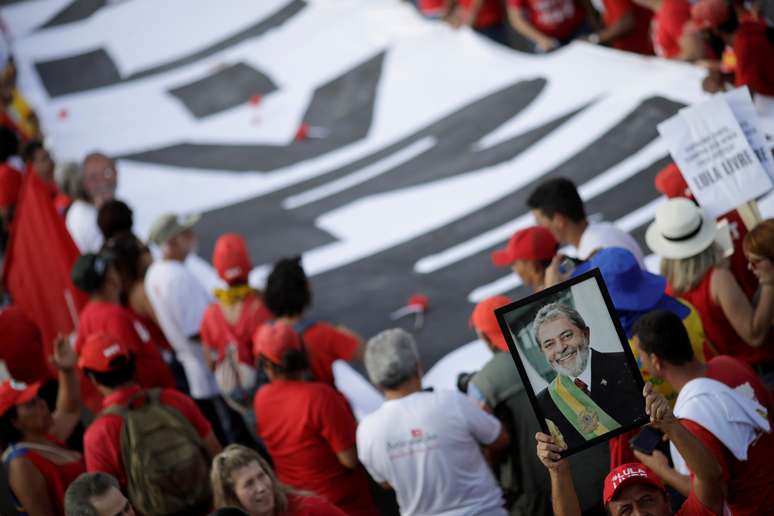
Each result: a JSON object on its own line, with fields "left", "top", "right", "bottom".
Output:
{"left": 387, "top": 428, "right": 439, "bottom": 459}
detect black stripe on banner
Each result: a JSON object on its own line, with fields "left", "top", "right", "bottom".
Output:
{"left": 168, "top": 63, "right": 277, "bottom": 118}
{"left": 34, "top": 0, "right": 306, "bottom": 97}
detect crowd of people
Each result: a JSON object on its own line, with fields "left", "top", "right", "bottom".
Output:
{"left": 408, "top": 0, "right": 774, "bottom": 97}
{"left": 0, "top": 1, "right": 773, "bottom": 515}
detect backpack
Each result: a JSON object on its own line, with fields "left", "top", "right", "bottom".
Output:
{"left": 103, "top": 389, "right": 212, "bottom": 516}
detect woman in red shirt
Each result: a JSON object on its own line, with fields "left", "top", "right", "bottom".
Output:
{"left": 0, "top": 336, "right": 85, "bottom": 516}
{"left": 646, "top": 199, "right": 774, "bottom": 386}
{"left": 211, "top": 444, "right": 347, "bottom": 516}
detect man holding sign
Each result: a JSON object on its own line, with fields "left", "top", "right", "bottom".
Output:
{"left": 532, "top": 303, "right": 643, "bottom": 449}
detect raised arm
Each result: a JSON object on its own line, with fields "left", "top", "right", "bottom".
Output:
{"left": 642, "top": 383, "right": 724, "bottom": 514}
{"left": 50, "top": 335, "right": 81, "bottom": 443}
{"left": 535, "top": 432, "right": 582, "bottom": 516}
{"left": 713, "top": 267, "right": 774, "bottom": 347}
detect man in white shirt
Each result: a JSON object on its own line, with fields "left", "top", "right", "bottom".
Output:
{"left": 357, "top": 328, "right": 510, "bottom": 516}
{"left": 144, "top": 212, "right": 216, "bottom": 400}
{"left": 526, "top": 177, "right": 645, "bottom": 267}
{"left": 66, "top": 153, "right": 118, "bottom": 253}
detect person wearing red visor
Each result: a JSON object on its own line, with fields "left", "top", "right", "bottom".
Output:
{"left": 491, "top": 226, "right": 559, "bottom": 292}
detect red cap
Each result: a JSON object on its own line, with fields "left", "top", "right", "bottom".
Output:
{"left": 213, "top": 234, "right": 251, "bottom": 285}
{"left": 0, "top": 380, "right": 42, "bottom": 417}
{"left": 491, "top": 227, "right": 558, "bottom": 267}
{"left": 655, "top": 163, "right": 691, "bottom": 199}
{"left": 691, "top": 0, "right": 730, "bottom": 29}
{"left": 603, "top": 463, "right": 666, "bottom": 506}
{"left": 253, "top": 323, "right": 302, "bottom": 365}
{"left": 470, "top": 295, "right": 512, "bottom": 351}
{"left": 408, "top": 294, "right": 429, "bottom": 311}
{"left": 77, "top": 333, "right": 131, "bottom": 372}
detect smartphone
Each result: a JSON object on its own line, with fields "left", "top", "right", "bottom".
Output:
{"left": 558, "top": 256, "right": 583, "bottom": 275}
{"left": 630, "top": 426, "right": 663, "bottom": 455}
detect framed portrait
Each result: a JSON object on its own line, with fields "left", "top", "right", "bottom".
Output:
{"left": 494, "top": 268, "right": 647, "bottom": 457}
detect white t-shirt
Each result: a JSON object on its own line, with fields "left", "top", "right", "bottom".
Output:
{"left": 144, "top": 259, "right": 218, "bottom": 399}
{"left": 65, "top": 200, "right": 103, "bottom": 253}
{"left": 577, "top": 222, "right": 645, "bottom": 267}
{"left": 357, "top": 389, "right": 507, "bottom": 516}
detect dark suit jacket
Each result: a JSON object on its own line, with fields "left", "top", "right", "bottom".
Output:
{"left": 536, "top": 349, "right": 644, "bottom": 450}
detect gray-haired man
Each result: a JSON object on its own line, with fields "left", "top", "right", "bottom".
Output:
{"left": 532, "top": 302, "right": 642, "bottom": 450}
{"left": 356, "top": 328, "right": 510, "bottom": 516}
{"left": 65, "top": 472, "right": 135, "bottom": 516}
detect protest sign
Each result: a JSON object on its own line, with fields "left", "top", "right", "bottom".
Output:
{"left": 495, "top": 269, "right": 647, "bottom": 458}
{"left": 658, "top": 94, "right": 772, "bottom": 219}
{"left": 723, "top": 87, "right": 774, "bottom": 181}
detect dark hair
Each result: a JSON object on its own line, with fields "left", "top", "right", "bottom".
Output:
{"left": 0, "top": 126, "right": 19, "bottom": 162}
{"left": 259, "top": 348, "right": 309, "bottom": 376}
{"left": 102, "top": 233, "right": 148, "bottom": 287}
{"left": 631, "top": 309, "right": 694, "bottom": 366}
{"left": 85, "top": 354, "right": 136, "bottom": 388}
{"left": 97, "top": 200, "right": 133, "bottom": 240}
{"left": 264, "top": 257, "right": 311, "bottom": 317}
{"left": 526, "top": 178, "right": 586, "bottom": 222}
{"left": 20, "top": 140, "right": 44, "bottom": 164}
{"left": 0, "top": 407, "right": 22, "bottom": 444}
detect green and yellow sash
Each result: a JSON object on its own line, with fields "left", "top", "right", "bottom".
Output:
{"left": 548, "top": 374, "right": 621, "bottom": 440}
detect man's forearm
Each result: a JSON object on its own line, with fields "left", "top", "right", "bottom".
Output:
{"left": 550, "top": 465, "right": 582, "bottom": 516}
{"left": 663, "top": 420, "right": 723, "bottom": 512}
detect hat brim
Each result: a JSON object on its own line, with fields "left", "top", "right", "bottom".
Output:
{"left": 645, "top": 214, "right": 717, "bottom": 260}
{"left": 16, "top": 382, "right": 42, "bottom": 406}
{"left": 491, "top": 248, "right": 514, "bottom": 267}
{"left": 573, "top": 263, "right": 666, "bottom": 311}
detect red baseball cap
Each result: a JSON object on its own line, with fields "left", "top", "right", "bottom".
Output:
{"left": 470, "top": 295, "right": 512, "bottom": 351}
{"left": 691, "top": 0, "right": 730, "bottom": 30}
{"left": 77, "top": 333, "right": 132, "bottom": 372}
{"left": 213, "top": 233, "right": 251, "bottom": 285}
{"left": 491, "top": 227, "right": 558, "bottom": 267}
{"left": 655, "top": 163, "right": 691, "bottom": 200}
{"left": 253, "top": 323, "right": 303, "bottom": 365}
{"left": 0, "top": 380, "right": 42, "bottom": 417}
{"left": 603, "top": 463, "right": 666, "bottom": 506}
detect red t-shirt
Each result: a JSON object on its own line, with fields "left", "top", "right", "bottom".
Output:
{"left": 287, "top": 494, "right": 348, "bottom": 516}
{"left": 675, "top": 489, "right": 718, "bottom": 516}
{"left": 200, "top": 294, "right": 271, "bottom": 366}
{"left": 668, "top": 269, "right": 774, "bottom": 367}
{"left": 0, "top": 305, "right": 52, "bottom": 384}
{"left": 602, "top": 0, "right": 654, "bottom": 54}
{"left": 83, "top": 384, "right": 212, "bottom": 488}
{"left": 303, "top": 323, "right": 360, "bottom": 386}
{"left": 734, "top": 21, "right": 774, "bottom": 96}
{"left": 651, "top": 0, "right": 691, "bottom": 58}
{"left": 508, "top": 0, "right": 586, "bottom": 40}
{"left": 677, "top": 357, "right": 774, "bottom": 515}
{"left": 6, "top": 437, "right": 86, "bottom": 516}
{"left": 418, "top": 0, "right": 446, "bottom": 15}
{"left": 458, "top": 0, "right": 505, "bottom": 28}
{"left": 254, "top": 380, "right": 375, "bottom": 515}
{"left": 76, "top": 301, "right": 176, "bottom": 413}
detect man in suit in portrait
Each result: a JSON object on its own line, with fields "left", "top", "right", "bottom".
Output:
{"left": 532, "top": 302, "right": 643, "bottom": 450}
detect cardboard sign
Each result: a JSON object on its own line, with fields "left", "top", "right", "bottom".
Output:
{"left": 658, "top": 94, "right": 772, "bottom": 218}
{"left": 723, "top": 87, "right": 774, "bottom": 181}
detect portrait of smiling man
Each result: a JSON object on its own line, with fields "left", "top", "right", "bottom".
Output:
{"left": 532, "top": 302, "right": 643, "bottom": 450}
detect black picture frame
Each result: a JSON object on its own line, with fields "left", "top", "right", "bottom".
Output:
{"left": 494, "top": 268, "right": 647, "bottom": 458}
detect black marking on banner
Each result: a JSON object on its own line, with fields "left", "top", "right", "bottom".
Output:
{"left": 34, "top": 0, "right": 306, "bottom": 97}
{"left": 41, "top": 0, "right": 106, "bottom": 28}
{"left": 168, "top": 63, "right": 277, "bottom": 118}
{"left": 122, "top": 52, "right": 386, "bottom": 170}
{"left": 196, "top": 97, "right": 683, "bottom": 369}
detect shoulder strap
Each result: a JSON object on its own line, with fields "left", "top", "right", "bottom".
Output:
{"left": 293, "top": 318, "right": 318, "bottom": 335}
{"left": 1, "top": 444, "right": 26, "bottom": 464}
